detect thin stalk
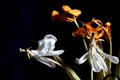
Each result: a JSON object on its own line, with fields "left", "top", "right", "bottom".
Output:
{"left": 83, "top": 38, "right": 88, "bottom": 51}
{"left": 74, "top": 19, "right": 80, "bottom": 28}
{"left": 102, "top": 27, "right": 112, "bottom": 74}
{"left": 91, "top": 70, "right": 93, "bottom": 80}
{"left": 54, "top": 56, "right": 81, "bottom": 80}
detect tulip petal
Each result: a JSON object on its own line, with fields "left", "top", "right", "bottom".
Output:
{"left": 34, "top": 56, "right": 56, "bottom": 68}
{"left": 89, "top": 55, "right": 101, "bottom": 72}
{"left": 96, "top": 46, "right": 119, "bottom": 64}
{"left": 44, "top": 34, "right": 57, "bottom": 47}
{"left": 76, "top": 52, "right": 88, "bottom": 64}
{"left": 89, "top": 47, "right": 108, "bottom": 72}
{"left": 89, "top": 48, "right": 101, "bottom": 72}
{"left": 102, "top": 52, "right": 119, "bottom": 64}
{"left": 36, "top": 34, "right": 58, "bottom": 56}
{"left": 47, "top": 50, "right": 64, "bottom": 56}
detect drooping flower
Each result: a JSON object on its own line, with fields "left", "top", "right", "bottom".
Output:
{"left": 76, "top": 39, "right": 119, "bottom": 72}
{"left": 72, "top": 18, "right": 111, "bottom": 41}
{"left": 20, "top": 34, "right": 64, "bottom": 68}
{"left": 92, "top": 18, "right": 112, "bottom": 42}
{"left": 51, "top": 5, "right": 81, "bottom": 23}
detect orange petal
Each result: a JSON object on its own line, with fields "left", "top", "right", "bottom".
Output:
{"left": 72, "top": 27, "right": 88, "bottom": 38}
{"left": 103, "top": 22, "right": 112, "bottom": 42}
{"left": 94, "top": 30, "right": 104, "bottom": 40}
{"left": 51, "top": 10, "right": 61, "bottom": 21}
{"left": 69, "top": 9, "right": 81, "bottom": 17}
{"left": 62, "top": 5, "right": 71, "bottom": 12}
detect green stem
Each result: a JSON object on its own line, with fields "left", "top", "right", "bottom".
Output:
{"left": 102, "top": 27, "right": 112, "bottom": 74}
{"left": 82, "top": 38, "right": 88, "bottom": 51}
{"left": 109, "top": 35, "right": 112, "bottom": 69}
{"left": 74, "top": 19, "right": 80, "bottom": 28}
{"left": 91, "top": 70, "right": 93, "bottom": 80}
{"left": 54, "top": 56, "right": 81, "bottom": 80}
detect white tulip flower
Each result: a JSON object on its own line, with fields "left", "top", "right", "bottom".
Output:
{"left": 76, "top": 39, "right": 119, "bottom": 72}
{"left": 26, "top": 34, "right": 64, "bottom": 68}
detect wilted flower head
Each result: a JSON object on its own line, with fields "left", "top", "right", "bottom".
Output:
{"left": 92, "top": 18, "right": 112, "bottom": 42}
{"left": 72, "top": 18, "right": 112, "bottom": 41}
{"left": 76, "top": 39, "right": 119, "bottom": 72}
{"left": 20, "top": 34, "right": 64, "bottom": 68}
{"left": 51, "top": 5, "right": 81, "bottom": 22}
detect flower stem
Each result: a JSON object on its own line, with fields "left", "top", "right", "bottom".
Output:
{"left": 54, "top": 56, "right": 81, "bottom": 80}
{"left": 82, "top": 38, "right": 88, "bottom": 51}
{"left": 91, "top": 70, "right": 93, "bottom": 80}
{"left": 74, "top": 19, "right": 80, "bottom": 28}
{"left": 102, "top": 27, "right": 112, "bottom": 74}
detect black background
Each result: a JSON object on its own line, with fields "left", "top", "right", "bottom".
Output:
{"left": 1, "top": 0, "right": 120, "bottom": 80}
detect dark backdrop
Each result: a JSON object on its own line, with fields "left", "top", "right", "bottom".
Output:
{"left": 1, "top": 0, "right": 119, "bottom": 80}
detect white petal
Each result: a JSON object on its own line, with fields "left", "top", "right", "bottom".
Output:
{"left": 89, "top": 47, "right": 108, "bottom": 72}
{"left": 89, "top": 46, "right": 101, "bottom": 72}
{"left": 76, "top": 52, "right": 88, "bottom": 64}
{"left": 89, "top": 52, "right": 101, "bottom": 72}
{"left": 96, "top": 46, "right": 119, "bottom": 64}
{"left": 43, "top": 34, "right": 57, "bottom": 48}
{"left": 30, "top": 50, "right": 47, "bottom": 56}
{"left": 46, "top": 50, "right": 64, "bottom": 56}
{"left": 95, "top": 53, "right": 108, "bottom": 72}
{"left": 34, "top": 56, "right": 56, "bottom": 68}
{"left": 102, "top": 53, "right": 119, "bottom": 64}
{"left": 35, "top": 34, "right": 57, "bottom": 56}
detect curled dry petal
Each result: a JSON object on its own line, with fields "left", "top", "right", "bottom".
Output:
{"left": 103, "top": 22, "right": 112, "bottom": 42}
{"left": 85, "top": 21, "right": 104, "bottom": 39}
{"left": 93, "top": 30, "right": 104, "bottom": 40}
{"left": 76, "top": 52, "right": 88, "bottom": 64}
{"left": 92, "top": 18, "right": 112, "bottom": 42}
{"left": 72, "top": 27, "right": 88, "bottom": 38}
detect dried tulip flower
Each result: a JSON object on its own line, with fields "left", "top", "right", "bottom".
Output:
{"left": 92, "top": 18, "right": 112, "bottom": 42}
{"left": 51, "top": 5, "right": 81, "bottom": 23}
{"left": 85, "top": 21, "right": 104, "bottom": 39}
{"left": 76, "top": 39, "right": 119, "bottom": 72}
{"left": 20, "top": 34, "right": 64, "bottom": 68}
{"left": 72, "top": 20, "right": 105, "bottom": 40}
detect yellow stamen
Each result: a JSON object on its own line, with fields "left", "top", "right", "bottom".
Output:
{"left": 27, "top": 53, "right": 31, "bottom": 59}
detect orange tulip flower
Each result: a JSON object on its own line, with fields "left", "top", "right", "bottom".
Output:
{"left": 51, "top": 5, "right": 81, "bottom": 23}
